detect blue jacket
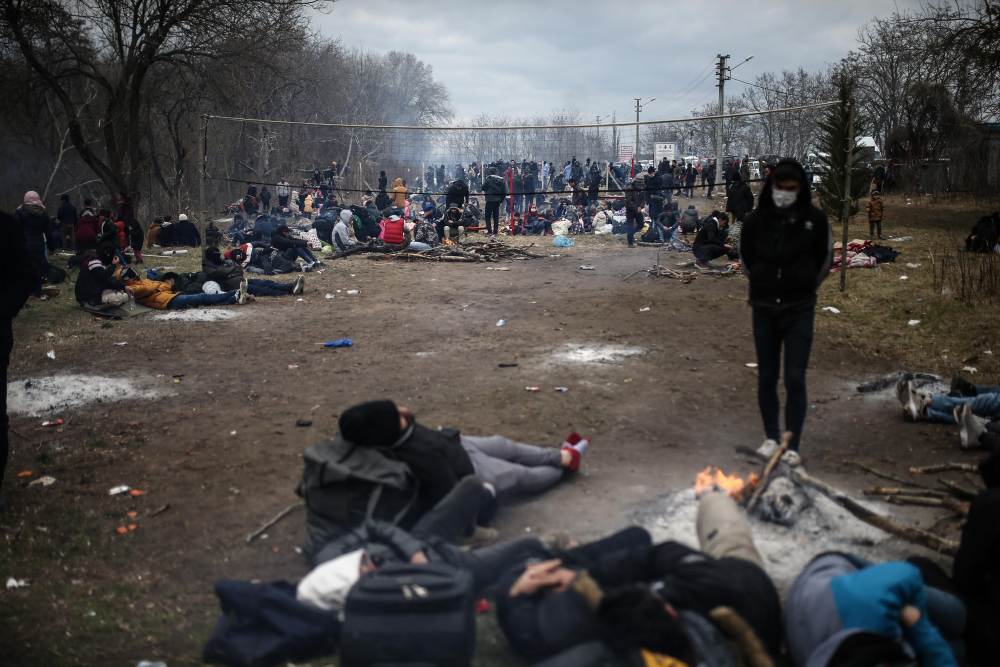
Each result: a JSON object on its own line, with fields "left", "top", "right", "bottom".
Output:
{"left": 786, "top": 553, "right": 957, "bottom": 667}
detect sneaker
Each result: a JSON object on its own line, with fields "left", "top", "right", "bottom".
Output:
{"left": 628, "top": 242, "right": 635, "bottom": 248}
{"left": 235, "top": 288, "right": 246, "bottom": 305}
{"left": 292, "top": 275, "right": 305, "bottom": 295}
{"left": 950, "top": 375, "right": 977, "bottom": 398}
{"left": 239, "top": 278, "right": 248, "bottom": 296}
{"left": 458, "top": 526, "right": 499, "bottom": 550}
{"left": 756, "top": 438, "right": 780, "bottom": 458}
{"left": 303, "top": 264, "right": 314, "bottom": 273}
{"left": 781, "top": 450, "right": 802, "bottom": 467}
{"left": 895, "top": 378, "right": 912, "bottom": 408}
{"left": 695, "top": 260, "right": 710, "bottom": 269}
{"left": 561, "top": 446, "right": 581, "bottom": 473}
{"left": 902, "top": 384, "right": 926, "bottom": 422}
{"left": 956, "top": 403, "right": 985, "bottom": 449}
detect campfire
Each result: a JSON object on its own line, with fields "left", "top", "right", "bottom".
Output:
{"left": 693, "top": 466, "right": 760, "bottom": 501}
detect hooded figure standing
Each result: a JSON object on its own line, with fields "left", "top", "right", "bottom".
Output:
{"left": 14, "top": 191, "right": 54, "bottom": 297}
{"left": 740, "top": 159, "right": 833, "bottom": 461}
{"left": 391, "top": 178, "right": 408, "bottom": 207}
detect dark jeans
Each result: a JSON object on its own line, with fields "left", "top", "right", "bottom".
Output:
{"left": 283, "top": 246, "right": 318, "bottom": 263}
{"left": 707, "top": 180, "right": 715, "bottom": 197}
{"left": 869, "top": 220, "right": 883, "bottom": 237}
{"left": 625, "top": 209, "right": 643, "bottom": 245}
{"left": 278, "top": 195, "right": 289, "bottom": 208}
{"left": 166, "top": 291, "right": 236, "bottom": 309}
{"left": 484, "top": 201, "right": 502, "bottom": 234}
{"left": 694, "top": 244, "right": 736, "bottom": 264}
{"left": 248, "top": 279, "right": 293, "bottom": 297}
{"left": 752, "top": 307, "right": 815, "bottom": 451}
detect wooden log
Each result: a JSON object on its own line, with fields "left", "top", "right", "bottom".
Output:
{"left": 746, "top": 431, "right": 791, "bottom": 511}
{"left": 847, "top": 461, "right": 934, "bottom": 490}
{"left": 246, "top": 502, "right": 304, "bottom": 543}
{"left": 909, "top": 462, "right": 979, "bottom": 474}
{"left": 886, "top": 496, "right": 950, "bottom": 507}
{"left": 937, "top": 478, "right": 980, "bottom": 500}
{"left": 863, "top": 486, "right": 948, "bottom": 498}
{"left": 738, "top": 447, "right": 959, "bottom": 556}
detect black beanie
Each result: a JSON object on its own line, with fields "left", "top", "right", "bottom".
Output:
{"left": 205, "top": 246, "right": 222, "bottom": 262}
{"left": 339, "top": 400, "right": 401, "bottom": 447}
{"left": 732, "top": 171, "right": 742, "bottom": 182}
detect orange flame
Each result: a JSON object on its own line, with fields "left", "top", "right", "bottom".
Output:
{"left": 693, "top": 467, "right": 760, "bottom": 500}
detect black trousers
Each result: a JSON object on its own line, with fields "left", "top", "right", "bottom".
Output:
{"left": 752, "top": 307, "right": 815, "bottom": 451}
{"left": 484, "top": 201, "right": 502, "bottom": 234}
{"left": 625, "top": 209, "right": 643, "bottom": 245}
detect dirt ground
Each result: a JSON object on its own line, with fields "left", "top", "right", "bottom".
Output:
{"left": 1, "top": 218, "right": 990, "bottom": 666}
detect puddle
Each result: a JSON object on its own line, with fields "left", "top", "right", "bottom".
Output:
{"left": 7, "top": 374, "right": 161, "bottom": 415}
{"left": 551, "top": 344, "right": 645, "bottom": 364}
{"left": 636, "top": 488, "right": 948, "bottom": 595}
{"left": 152, "top": 309, "right": 243, "bottom": 322}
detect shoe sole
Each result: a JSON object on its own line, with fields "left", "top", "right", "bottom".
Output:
{"left": 957, "top": 405, "right": 970, "bottom": 447}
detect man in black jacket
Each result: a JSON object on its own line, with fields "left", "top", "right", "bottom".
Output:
{"left": 740, "top": 159, "right": 833, "bottom": 460}
{"left": 623, "top": 174, "right": 647, "bottom": 248}
{"left": 705, "top": 161, "right": 717, "bottom": 199}
{"left": 445, "top": 179, "right": 470, "bottom": 209}
{"left": 726, "top": 171, "right": 755, "bottom": 223}
{"left": 482, "top": 168, "right": 508, "bottom": 236}
{"left": 271, "top": 224, "right": 322, "bottom": 266}
{"left": 56, "top": 194, "right": 77, "bottom": 251}
{"left": 692, "top": 212, "right": 735, "bottom": 269}
{"left": 1, "top": 212, "right": 39, "bottom": 510}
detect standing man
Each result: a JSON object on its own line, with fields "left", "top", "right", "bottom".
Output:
{"left": 57, "top": 194, "right": 77, "bottom": 251}
{"left": 706, "top": 160, "right": 717, "bottom": 199}
{"left": 624, "top": 172, "right": 647, "bottom": 249}
{"left": 1, "top": 211, "right": 39, "bottom": 510}
{"left": 866, "top": 190, "right": 886, "bottom": 240}
{"left": 740, "top": 155, "right": 751, "bottom": 183}
{"left": 646, "top": 166, "right": 664, "bottom": 222}
{"left": 276, "top": 177, "right": 291, "bottom": 209}
{"left": 482, "top": 167, "right": 507, "bottom": 237}
{"left": 739, "top": 159, "right": 833, "bottom": 464}
{"left": 725, "top": 172, "right": 755, "bottom": 224}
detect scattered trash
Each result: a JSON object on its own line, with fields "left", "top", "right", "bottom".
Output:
{"left": 114, "top": 342, "right": 128, "bottom": 346}
{"left": 296, "top": 419, "right": 313, "bottom": 427}
{"left": 130, "top": 489, "right": 145, "bottom": 496}
{"left": 525, "top": 387, "right": 539, "bottom": 391}
{"left": 150, "top": 504, "right": 170, "bottom": 516}
{"left": 986, "top": 350, "right": 993, "bottom": 355}
{"left": 85, "top": 611, "right": 97, "bottom": 617}
{"left": 579, "top": 265, "right": 595, "bottom": 270}
{"left": 624, "top": 378, "right": 634, "bottom": 383}
{"left": 173, "top": 379, "right": 181, "bottom": 384}
{"left": 821, "top": 307, "right": 840, "bottom": 314}
{"left": 346, "top": 290, "right": 359, "bottom": 295}
{"left": 28, "top": 476, "right": 56, "bottom": 487}
{"left": 555, "top": 387, "right": 569, "bottom": 392}
{"left": 475, "top": 599, "right": 491, "bottom": 614}
{"left": 552, "top": 235, "right": 574, "bottom": 247}
{"left": 16, "top": 471, "right": 32, "bottom": 478}
{"left": 6, "top": 577, "right": 29, "bottom": 589}
{"left": 325, "top": 293, "right": 335, "bottom": 299}
{"left": 908, "top": 319, "right": 921, "bottom": 326}
{"left": 963, "top": 366, "right": 978, "bottom": 374}
{"left": 126, "top": 511, "right": 138, "bottom": 518}
{"left": 41, "top": 419, "right": 63, "bottom": 427}
{"left": 296, "top": 298, "right": 304, "bottom": 302}
{"left": 745, "top": 363, "right": 758, "bottom": 368}
{"left": 906, "top": 263, "right": 921, "bottom": 269}
{"left": 498, "top": 363, "right": 518, "bottom": 368}
{"left": 46, "top": 350, "right": 56, "bottom": 360}
{"left": 891, "top": 236, "right": 914, "bottom": 241}
{"left": 108, "top": 485, "right": 131, "bottom": 496}
{"left": 230, "top": 430, "right": 237, "bottom": 435}
{"left": 899, "top": 276, "right": 908, "bottom": 281}
{"left": 496, "top": 319, "right": 505, "bottom": 327}
{"left": 486, "top": 267, "right": 510, "bottom": 271}
{"left": 45, "top": 332, "right": 54, "bottom": 337}
{"left": 287, "top": 364, "right": 299, "bottom": 370}
{"left": 323, "top": 339, "right": 354, "bottom": 348}
{"left": 639, "top": 307, "right": 650, "bottom": 312}
{"left": 115, "top": 526, "right": 128, "bottom": 534}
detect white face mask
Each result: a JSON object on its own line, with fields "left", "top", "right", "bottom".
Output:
{"left": 771, "top": 189, "right": 798, "bottom": 209}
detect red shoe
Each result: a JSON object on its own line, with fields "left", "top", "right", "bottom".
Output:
{"left": 563, "top": 431, "right": 582, "bottom": 448}
{"left": 561, "top": 446, "right": 581, "bottom": 473}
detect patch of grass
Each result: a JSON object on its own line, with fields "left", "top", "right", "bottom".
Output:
{"left": 86, "top": 438, "right": 112, "bottom": 448}
{"left": 70, "top": 329, "right": 97, "bottom": 336}
{"left": 99, "top": 322, "right": 114, "bottom": 329}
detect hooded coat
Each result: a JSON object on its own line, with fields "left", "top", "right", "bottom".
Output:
{"left": 739, "top": 159, "right": 833, "bottom": 315}
{"left": 391, "top": 178, "right": 408, "bottom": 207}
{"left": 482, "top": 172, "right": 508, "bottom": 203}
{"left": 75, "top": 210, "right": 101, "bottom": 248}
{"left": 445, "top": 180, "right": 470, "bottom": 208}
{"left": 726, "top": 174, "right": 755, "bottom": 222}
{"left": 123, "top": 276, "right": 180, "bottom": 309}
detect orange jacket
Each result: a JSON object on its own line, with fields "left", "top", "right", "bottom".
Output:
{"left": 392, "top": 178, "right": 408, "bottom": 207}
{"left": 124, "top": 277, "right": 179, "bottom": 309}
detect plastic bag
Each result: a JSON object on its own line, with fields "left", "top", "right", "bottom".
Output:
{"left": 202, "top": 281, "right": 222, "bottom": 294}
{"left": 552, "top": 235, "right": 574, "bottom": 247}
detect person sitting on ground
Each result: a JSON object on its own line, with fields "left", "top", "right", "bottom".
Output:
{"left": 692, "top": 211, "right": 736, "bottom": 269}
{"left": 75, "top": 242, "right": 133, "bottom": 310}
{"left": 333, "top": 210, "right": 360, "bottom": 253}
{"left": 335, "top": 400, "right": 588, "bottom": 519}
{"left": 411, "top": 209, "right": 439, "bottom": 249}
{"left": 126, "top": 219, "right": 144, "bottom": 264}
{"left": 679, "top": 204, "right": 700, "bottom": 235}
{"left": 145, "top": 216, "right": 162, "bottom": 248}
{"left": 158, "top": 214, "right": 175, "bottom": 246}
{"left": 172, "top": 213, "right": 201, "bottom": 246}
{"left": 297, "top": 476, "right": 548, "bottom": 609}
{"left": 271, "top": 223, "right": 323, "bottom": 266}
{"left": 440, "top": 203, "right": 464, "bottom": 242}
{"left": 119, "top": 269, "right": 250, "bottom": 308}
{"left": 252, "top": 214, "right": 273, "bottom": 242}
{"left": 225, "top": 214, "right": 248, "bottom": 245}
{"left": 382, "top": 213, "right": 405, "bottom": 246}
{"left": 495, "top": 488, "right": 781, "bottom": 665}
{"left": 964, "top": 211, "right": 999, "bottom": 253}
{"left": 952, "top": 449, "right": 1000, "bottom": 662}
{"left": 785, "top": 551, "right": 963, "bottom": 667}
{"left": 203, "top": 247, "right": 304, "bottom": 297}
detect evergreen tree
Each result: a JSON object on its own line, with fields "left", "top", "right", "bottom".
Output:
{"left": 815, "top": 78, "right": 869, "bottom": 222}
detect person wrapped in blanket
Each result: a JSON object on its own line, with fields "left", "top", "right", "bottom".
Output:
{"left": 224, "top": 242, "right": 304, "bottom": 275}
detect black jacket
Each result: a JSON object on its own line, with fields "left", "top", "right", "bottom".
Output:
{"left": 624, "top": 178, "right": 646, "bottom": 212}
{"left": 56, "top": 201, "right": 78, "bottom": 228}
{"left": 482, "top": 174, "right": 508, "bottom": 203}
{"left": 445, "top": 180, "right": 470, "bottom": 208}
{"left": 740, "top": 159, "right": 833, "bottom": 315}
{"left": 1, "top": 211, "right": 38, "bottom": 320}
{"left": 953, "top": 487, "right": 1000, "bottom": 608}
{"left": 388, "top": 424, "right": 475, "bottom": 512}
{"left": 725, "top": 181, "right": 755, "bottom": 221}
{"left": 692, "top": 216, "right": 726, "bottom": 252}
{"left": 75, "top": 253, "right": 122, "bottom": 304}
{"left": 271, "top": 233, "right": 308, "bottom": 252}
{"left": 202, "top": 258, "right": 244, "bottom": 291}
{"left": 173, "top": 220, "right": 201, "bottom": 247}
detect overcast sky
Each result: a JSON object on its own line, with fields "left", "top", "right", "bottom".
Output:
{"left": 313, "top": 0, "right": 921, "bottom": 122}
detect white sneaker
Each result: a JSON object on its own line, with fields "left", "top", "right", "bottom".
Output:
{"left": 895, "top": 378, "right": 910, "bottom": 408}
{"left": 756, "top": 439, "right": 780, "bottom": 458}
{"left": 239, "top": 278, "right": 248, "bottom": 296}
{"left": 235, "top": 288, "right": 246, "bottom": 305}
{"left": 292, "top": 275, "right": 305, "bottom": 295}
{"left": 781, "top": 450, "right": 802, "bottom": 467}
{"left": 902, "top": 382, "right": 925, "bottom": 422}
{"left": 956, "top": 403, "right": 985, "bottom": 449}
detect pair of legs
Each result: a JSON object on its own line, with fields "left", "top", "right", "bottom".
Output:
{"left": 278, "top": 195, "right": 289, "bottom": 208}
{"left": 166, "top": 291, "right": 237, "bottom": 309}
{"left": 1, "top": 314, "right": 12, "bottom": 506}
{"left": 460, "top": 435, "right": 565, "bottom": 498}
{"left": 247, "top": 278, "right": 295, "bottom": 297}
{"left": 707, "top": 181, "right": 715, "bottom": 198}
{"left": 443, "top": 224, "right": 464, "bottom": 241}
{"left": 283, "top": 246, "right": 319, "bottom": 264}
{"left": 869, "top": 219, "right": 883, "bottom": 238}
{"left": 60, "top": 224, "right": 75, "bottom": 251}
{"left": 925, "top": 386, "right": 1000, "bottom": 423}
{"left": 694, "top": 244, "right": 735, "bottom": 266}
{"left": 625, "top": 209, "right": 643, "bottom": 246}
{"left": 752, "top": 307, "right": 814, "bottom": 452}
{"left": 484, "top": 201, "right": 501, "bottom": 235}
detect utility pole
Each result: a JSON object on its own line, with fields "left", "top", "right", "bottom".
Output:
{"left": 840, "top": 97, "right": 856, "bottom": 293}
{"left": 634, "top": 97, "right": 654, "bottom": 178}
{"left": 199, "top": 115, "right": 208, "bottom": 248}
{"left": 716, "top": 54, "right": 729, "bottom": 195}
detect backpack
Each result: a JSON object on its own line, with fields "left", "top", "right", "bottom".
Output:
{"left": 296, "top": 437, "right": 419, "bottom": 550}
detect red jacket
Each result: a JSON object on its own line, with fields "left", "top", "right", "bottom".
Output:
{"left": 75, "top": 211, "right": 100, "bottom": 247}
{"left": 383, "top": 217, "right": 404, "bottom": 245}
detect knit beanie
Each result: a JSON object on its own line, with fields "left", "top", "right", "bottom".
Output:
{"left": 339, "top": 400, "right": 401, "bottom": 447}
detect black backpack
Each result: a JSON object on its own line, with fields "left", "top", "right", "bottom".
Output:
{"left": 341, "top": 562, "right": 475, "bottom": 667}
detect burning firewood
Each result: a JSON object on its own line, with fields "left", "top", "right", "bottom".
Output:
{"left": 693, "top": 466, "right": 760, "bottom": 501}
{"left": 746, "top": 431, "right": 791, "bottom": 511}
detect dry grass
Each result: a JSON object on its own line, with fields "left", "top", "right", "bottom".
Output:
{"left": 815, "top": 192, "right": 1000, "bottom": 385}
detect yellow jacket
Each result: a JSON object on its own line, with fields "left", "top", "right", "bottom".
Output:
{"left": 866, "top": 198, "right": 885, "bottom": 222}
{"left": 124, "top": 277, "right": 179, "bottom": 309}
{"left": 392, "top": 178, "right": 408, "bottom": 207}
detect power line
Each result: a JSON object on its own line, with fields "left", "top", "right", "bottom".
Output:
{"left": 643, "top": 61, "right": 716, "bottom": 112}
{"left": 730, "top": 76, "right": 788, "bottom": 97}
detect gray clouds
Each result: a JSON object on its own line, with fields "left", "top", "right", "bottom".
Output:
{"left": 313, "top": 0, "right": 922, "bottom": 121}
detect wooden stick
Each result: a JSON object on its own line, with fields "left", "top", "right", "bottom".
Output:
{"left": 738, "top": 447, "right": 959, "bottom": 556}
{"left": 909, "top": 462, "right": 979, "bottom": 474}
{"left": 886, "top": 496, "right": 950, "bottom": 507}
{"left": 863, "top": 487, "right": 948, "bottom": 498}
{"left": 847, "top": 461, "right": 934, "bottom": 490}
{"left": 746, "top": 431, "right": 791, "bottom": 511}
{"left": 937, "top": 479, "right": 980, "bottom": 500}
{"left": 246, "top": 502, "right": 304, "bottom": 543}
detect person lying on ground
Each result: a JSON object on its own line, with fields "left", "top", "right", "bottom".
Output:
{"left": 200, "top": 247, "right": 304, "bottom": 297}
{"left": 224, "top": 242, "right": 304, "bottom": 275}
{"left": 692, "top": 211, "right": 736, "bottom": 269}
{"left": 897, "top": 375, "right": 1000, "bottom": 428}
{"left": 119, "top": 269, "right": 250, "bottom": 308}
{"left": 337, "top": 400, "right": 588, "bottom": 517}
{"left": 75, "top": 242, "right": 134, "bottom": 310}
{"left": 271, "top": 223, "right": 323, "bottom": 266}
{"left": 785, "top": 551, "right": 963, "bottom": 667}
{"left": 495, "top": 489, "right": 781, "bottom": 665}
{"left": 952, "top": 449, "right": 1000, "bottom": 662}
